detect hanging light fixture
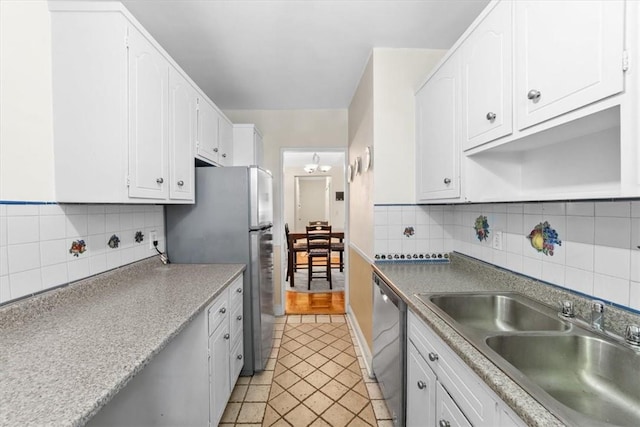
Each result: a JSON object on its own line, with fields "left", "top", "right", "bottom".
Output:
{"left": 304, "top": 153, "right": 331, "bottom": 173}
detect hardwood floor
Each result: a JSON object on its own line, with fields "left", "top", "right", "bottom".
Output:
{"left": 285, "top": 290, "right": 345, "bottom": 315}
{"left": 285, "top": 252, "right": 346, "bottom": 315}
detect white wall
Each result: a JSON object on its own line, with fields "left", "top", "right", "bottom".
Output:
{"left": 372, "top": 48, "right": 445, "bottom": 204}
{"left": 0, "top": 1, "right": 55, "bottom": 201}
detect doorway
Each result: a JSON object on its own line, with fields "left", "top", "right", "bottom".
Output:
{"left": 295, "top": 176, "right": 331, "bottom": 231}
{"left": 281, "top": 149, "right": 347, "bottom": 315}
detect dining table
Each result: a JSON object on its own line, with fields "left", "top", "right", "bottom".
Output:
{"left": 287, "top": 229, "right": 345, "bottom": 288}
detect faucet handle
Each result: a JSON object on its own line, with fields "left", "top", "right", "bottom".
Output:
{"left": 592, "top": 300, "right": 605, "bottom": 313}
{"left": 560, "top": 300, "right": 575, "bottom": 318}
{"left": 626, "top": 325, "right": 640, "bottom": 347}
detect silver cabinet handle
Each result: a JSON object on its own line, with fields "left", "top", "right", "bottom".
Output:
{"left": 443, "top": 178, "right": 451, "bottom": 185}
{"left": 236, "top": 288, "right": 242, "bottom": 293}
{"left": 237, "top": 315, "right": 243, "bottom": 321}
{"left": 439, "top": 420, "right": 451, "bottom": 427}
{"left": 222, "top": 153, "right": 227, "bottom": 158}
{"left": 219, "top": 307, "right": 226, "bottom": 314}
{"left": 224, "top": 333, "right": 230, "bottom": 340}
{"left": 486, "top": 112, "right": 496, "bottom": 121}
{"left": 237, "top": 354, "right": 243, "bottom": 360}
{"left": 177, "top": 180, "right": 184, "bottom": 186}
{"left": 156, "top": 177, "right": 164, "bottom": 184}
{"left": 527, "top": 89, "right": 541, "bottom": 101}
{"left": 417, "top": 380, "right": 427, "bottom": 390}
{"left": 428, "top": 352, "right": 439, "bottom": 362}
{"left": 213, "top": 147, "right": 219, "bottom": 153}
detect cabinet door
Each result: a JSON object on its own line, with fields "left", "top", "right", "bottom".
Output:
{"left": 406, "top": 342, "right": 437, "bottom": 427}
{"left": 209, "top": 323, "right": 230, "bottom": 426}
{"left": 515, "top": 0, "right": 624, "bottom": 130}
{"left": 462, "top": 0, "right": 512, "bottom": 150}
{"left": 197, "top": 98, "right": 220, "bottom": 164}
{"left": 416, "top": 53, "right": 460, "bottom": 201}
{"left": 218, "top": 116, "right": 234, "bottom": 166}
{"left": 168, "top": 67, "right": 196, "bottom": 201}
{"left": 128, "top": 27, "right": 169, "bottom": 199}
{"left": 436, "top": 382, "right": 473, "bottom": 427}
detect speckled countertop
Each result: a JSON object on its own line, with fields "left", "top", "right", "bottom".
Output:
{"left": 0, "top": 258, "right": 245, "bottom": 427}
{"left": 374, "top": 254, "right": 640, "bottom": 427}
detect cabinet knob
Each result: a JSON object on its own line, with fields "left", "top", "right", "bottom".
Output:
{"left": 222, "top": 153, "right": 227, "bottom": 158}
{"left": 237, "top": 315, "right": 243, "bottom": 321}
{"left": 213, "top": 147, "right": 219, "bottom": 153}
{"left": 224, "top": 333, "right": 230, "bottom": 340}
{"left": 439, "top": 420, "right": 451, "bottom": 427}
{"left": 156, "top": 177, "right": 164, "bottom": 184}
{"left": 417, "top": 380, "right": 427, "bottom": 390}
{"left": 237, "top": 354, "right": 243, "bottom": 360}
{"left": 527, "top": 89, "right": 541, "bottom": 101}
{"left": 486, "top": 112, "right": 496, "bottom": 121}
{"left": 219, "top": 307, "right": 226, "bottom": 314}
{"left": 443, "top": 178, "right": 451, "bottom": 185}
{"left": 428, "top": 352, "right": 439, "bottom": 362}
{"left": 177, "top": 180, "right": 184, "bottom": 186}
{"left": 236, "top": 288, "right": 243, "bottom": 293}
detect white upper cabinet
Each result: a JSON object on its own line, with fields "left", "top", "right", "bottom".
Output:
{"left": 416, "top": 52, "right": 461, "bottom": 201}
{"left": 168, "top": 66, "right": 196, "bottom": 201}
{"left": 515, "top": 0, "right": 625, "bottom": 130}
{"left": 218, "top": 117, "right": 234, "bottom": 166}
{"left": 127, "top": 28, "right": 169, "bottom": 200}
{"left": 196, "top": 98, "right": 221, "bottom": 165}
{"left": 461, "top": 0, "right": 512, "bottom": 150}
{"left": 233, "top": 124, "right": 264, "bottom": 167}
{"left": 49, "top": 1, "right": 232, "bottom": 203}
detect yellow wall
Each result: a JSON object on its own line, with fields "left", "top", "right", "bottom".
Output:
{"left": 348, "top": 247, "right": 373, "bottom": 349}
{"left": 347, "top": 57, "right": 375, "bottom": 255}
{"left": 372, "top": 48, "right": 446, "bottom": 204}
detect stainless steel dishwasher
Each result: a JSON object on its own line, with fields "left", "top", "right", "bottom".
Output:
{"left": 372, "top": 272, "right": 406, "bottom": 426}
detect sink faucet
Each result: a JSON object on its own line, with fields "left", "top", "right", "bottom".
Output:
{"left": 591, "top": 300, "right": 605, "bottom": 331}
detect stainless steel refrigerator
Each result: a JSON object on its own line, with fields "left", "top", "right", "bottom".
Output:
{"left": 165, "top": 166, "right": 274, "bottom": 375}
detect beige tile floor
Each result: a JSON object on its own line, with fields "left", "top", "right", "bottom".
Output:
{"left": 220, "top": 315, "right": 393, "bottom": 427}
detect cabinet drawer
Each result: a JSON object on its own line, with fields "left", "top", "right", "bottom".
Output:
{"left": 230, "top": 338, "right": 244, "bottom": 386}
{"left": 228, "top": 276, "right": 244, "bottom": 310}
{"left": 208, "top": 290, "right": 228, "bottom": 336}
{"left": 437, "top": 382, "right": 472, "bottom": 427}
{"left": 408, "top": 312, "right": 497, "bottom": 426}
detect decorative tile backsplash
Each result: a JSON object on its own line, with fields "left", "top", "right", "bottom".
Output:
{"left": 375, "top": 201, "right": 640, "bottom": 312}
{"left": 0, "top": 203, "right": 165, "bottom": 304}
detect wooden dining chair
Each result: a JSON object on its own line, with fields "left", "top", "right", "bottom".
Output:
{"left": 284, "top": 223, "right": 307, "bottom": 287}
{"left": 305, "top": 225, "right": 332, "bottom": 290}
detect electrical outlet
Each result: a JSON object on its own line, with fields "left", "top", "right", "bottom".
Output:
{"left": 149, "top": 230, "right": 158, "bottom": 249}
{"left": 492, "top": 231, "right": 503, "bottom": 250}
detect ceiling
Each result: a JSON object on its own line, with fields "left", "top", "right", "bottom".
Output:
{"left": 120, "top": 0, "right": 490, "bottom": 110}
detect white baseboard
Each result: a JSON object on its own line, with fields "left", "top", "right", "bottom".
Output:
{"left": 346, "top": 308, "right": 374, "bottom": 378}
{"left": 274, "top": 304, "right": 284, "bottom": 317}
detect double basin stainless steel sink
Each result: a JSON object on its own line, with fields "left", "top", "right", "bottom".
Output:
{"left": 415, "top": 292, "right": 640, "bottom": 427}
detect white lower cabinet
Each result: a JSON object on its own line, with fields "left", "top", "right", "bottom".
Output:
{"left": 87, "top": 275, "right": 244, "bottom": 426}
{"left": 209, "top": 275, "right": 244, "bottom": 426}
{"left": 406, "top": 341, "right": 437, "bottom": 426}
{"left": 407, "top": 311, "right": 526, "bottom": 427}
{"left": 209, "top": 317, "right": 231, "bottom": 425}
